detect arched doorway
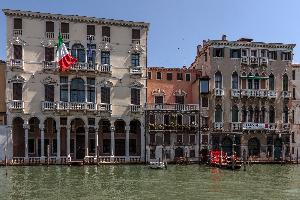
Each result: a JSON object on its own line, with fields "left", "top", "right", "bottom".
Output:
{"left": 71, "top": 118, "right": 85, "bottom": 160}
{"left": 248, "top": 138, "right": 260, "bottom": 157}
{"left": 114, "top": 119, "right": 125, "bottom": 156}
{"left": 129, "top": 120, "right": 141, "bottom": 156}
{"left": 175, "top": 147, "right": 184, "bottom": 158}
{"left": 44, "top": 118, "right": 57, "bottom": 156}
{"left": 29, "top": 117, "right": 40, "bottom": 156}
{"left": 274, "top": 138, "right": 282, "bottom": 161}
{"left": 222, "top": 137, "right": 233, "bottom": 156}
{"left": 13, "top": 117, "right": 24, "bottom": 157}
{"left": 99, "top": 119, "right": 111, "bottom": 155}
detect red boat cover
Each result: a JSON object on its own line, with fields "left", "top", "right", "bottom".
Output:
{"left": 210, "top": 150, "right": 228, "bottom": 165}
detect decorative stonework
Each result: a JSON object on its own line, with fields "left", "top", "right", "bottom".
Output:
{"left": 98, "top": 42, "right": 112, "bottom": 51}
{"left": 9, "top": 37, "right": 27, "bottom": 46}
{"left": 152, "top": 88, "right": 165, "bottom": 96}
{"left": 99, "top": 80, "right": 113, "bottom": 87}
{"left": 130, "top": 81, "right": 144, "bottom": 88}
{"left": 8, "top": 75, "right": 25, "bottom": 83}
{"left": 42, "top": 76, "right": 57, "bottom": 84}
{"left": 173, "top": 89, "right": 187, "bottom": 96}
{"left": 41, "top": 40, "right": 56, "bottom": 47}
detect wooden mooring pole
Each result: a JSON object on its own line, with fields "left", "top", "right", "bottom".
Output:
{"left": 297, "top": 148, "right": 299, "bottom": 165}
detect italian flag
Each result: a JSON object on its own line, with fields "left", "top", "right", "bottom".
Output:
{"left": 56, "top": 32, "right": 77, "bottom": 71}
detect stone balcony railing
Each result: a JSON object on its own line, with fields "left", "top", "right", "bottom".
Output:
{"left": 98, "top": 64, "right": 112, "bottom": 73}
{"left": 145, "top": 103, "right": 199, "bottom": 111}
{"left": 46, "top": 32, "right": 55, "bottom": 39}
{"left": 8, "top": 100, "right": 24, "bottom": 110}
{"left": 231, "top": 122, "right": 241, "bottom": 131}
{"left": 61, "top": 33, "right": 69, "bottom": 40}
{"left": 13, "top": 29, "right": 22, "bottom": 37}
{"left": 43, "top": 61, "right": 57, "bottom": 70}
{"left": 41, "top": 101, "right": 55, "bottom": 111}
{"left": 98, "top": 103, "right": 112, "bottom": 112}
{"left": 282, "top": 91, "right": 291, "bottom": 98}
{"left": 213, "top": 122, "right": 223, "bottom": 130}
{"left": 268, "top": 90, "right": 277, "bottom": 98}
{"left": 86, "top": 35, "right": 95, "bottom": 41}
{"left": 241, "top": 56, "right": 268, "bottom": 66}
{"left": 231, "top": 89, "right": 240, "bottom": 98}
{"left": 130, "top": 66, "right": 142, "bottom": 75}
{"left": 102, "top": 36, "right": 110, "bottom": 43}
{"left": 214, "top": 88, "right": 224, "bottom": 97}
{"left": 130, "top": 105, "right": 142, "bottom": 113}
{"left": 71, "top": 62, "right": 98, "bottom": 71}
{"left": 240, "top": 89, "right": 275, "bottom": 98}
{"left": 10, "top": 59, "right": 23, "bottom": 69}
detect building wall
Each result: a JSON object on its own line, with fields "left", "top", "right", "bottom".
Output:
{"left": 0, "top": 61, "right": 6, "bottom": 125}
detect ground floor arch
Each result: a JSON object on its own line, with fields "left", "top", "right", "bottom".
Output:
{"left": 248, "top": 137, "right": 260, "bottom": 157}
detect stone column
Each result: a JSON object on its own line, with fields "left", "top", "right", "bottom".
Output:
{"left": 40, "top": 124, "right": 45, "bottom": 160}
{"left": 110, "top": 126, "right": 115, "bottom": 157}
{"left": 140, "top": 123, "right": 145, "bottom": 162}
{"left": 68, "top": 82, "right": 71, "bottom": 102}
{"left": 23, "top": 123, "right": 29, "bottom": 160}
{"left": 95, "top": 128, "right": 99, "bottom": 158}
{"left": 125, "top": 126, "right": 130, "bottom": 161}
{"left": 85, "top": 126, "right": 89, "bottom": 157}
{"left": 67, "top": 125, "right": 71, "bottom": 159}
{"left": 56, "top": 123, "right": 61, "bottom": 161}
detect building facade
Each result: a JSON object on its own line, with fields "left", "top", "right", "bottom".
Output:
{"left": 0, "top": 60, "right": 6, "bottom": 125}
{"left": 145, "top": 67, "right": 201, "bottom": 162}
{"left": 3, "top": 9, "right": 149, "bottom": 164}
{"left": 191, "top": 35, "right": 296, "bottom": 161}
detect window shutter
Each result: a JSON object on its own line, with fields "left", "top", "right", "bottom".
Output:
{"left": 101, "top": 87, "right": 110, "bottom": 104}
{"left": 14, "top": 45, "right": 22, "bottom": 59}
{"left": 102, "top": 26, "right": 110, "bottom": 37}
{"left": 14, "top": 18, "right": 22, "bottom": 29}
{"left": 61, "top": 23, "right": 69, "bottom": 33}
{"left": 45, "top": 85, "right": 54, "bottom": 102}
{"left": 87, "top": 25, "right": 95, "bottom": 35}
{"left": 13, "top": 83, "right": 22, "bottom": 100}
{"left": 45, "top": 47, "right": 54, "bottom": 61}
{"left": 132, "top": 29, "right": 140, "bottom": 39}
{"left": 46, "top": 21, "right": 54, "bottom": 32}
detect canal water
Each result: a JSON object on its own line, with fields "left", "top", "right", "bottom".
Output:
{"left": 1, "top": 164, "right": 300, "bottom": 200}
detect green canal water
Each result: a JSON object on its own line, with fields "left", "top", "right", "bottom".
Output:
{"left": 0, "top": 164, "right": 300, "bottom": 200}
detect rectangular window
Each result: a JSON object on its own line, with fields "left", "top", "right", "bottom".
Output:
{"left": 177, "top": 73, "right": 183, "bottom": 80}
{"left": 213, "top": 48, "right": 224, "bottom": 57}
{"left": 242, "top": 49, "right": 248, "bottom": 57}
{"left": 156, "top": 72, "right": 162, "bottom": 80}
{"left": 13, "top": 83, "right": 22, "bottom": 100}
{"left": 281, "top": 52, "right": 292, "bottom": 61}
{"left": 87, "top": 78, "right": 95, "bottom": 103}
{"left": 148, "top": 71, "right": 151, "bottom": 79}
{"left": 45, "top": 84, "right": 54, "bottom": 102}
{"left": 45, "top": 47, "right": 54, "bottom": 61}
{"left": 201, "top": 96, "right": 208, "bottom": 107}
{"left": 292, "top": 70, "right": 295, "bottom": 80}
{"left": 132, "top": 29, "right": 140, "bottom": 39}
{"left": 101, "top": 87, "right": 110, "bottom": 104}
{"left": 293, "top": 88, "right": 296, "bottom": 99}
{"left": 175, "top": 96, "right": 184, "bottom": 104}
{"left": 268, "top": 51, "right": 277, "bottom": 60}
{"left": 167, "top": 73, "right": 172, "bottom": 80}
{"left": 101, "top": 51, "right": 110, "bottom": 65}
{"left": 155, "top": 96, "right": 163, "bottom": 104}
{"left": 131, "top": 53, "right": 140, "bottom": 67}
{"left": 200, "top": 80, "right": 209, "bottom": 93}
{"left": 60, "top": 76, "right": 68, "bottom": 102}
{"left": 102, "top": 26, "right": 110, "bottom": 37}
{"left": 14, "top": 18, "right": 22, "bottom": 29}
{"left": 131, "top": 88, "right": 140, "bottom": 105}
{"left": 190, "top": 135, "right": 196, "bottom": 145}
{"left": 87, "top": 44, "right": 96, "bottom": 63}
{"left": 61, "top": 23, "right": 69, "bottom": 33}
{"left": 185, "top": 73, "right": 191, "bottom": 81}
{"left": 46, "top": 21, "right": 54, "bottom": 32}
{"left": 87, "top": 25, "right": 95, "bottom": 36}
{"left": 230, "top": 49, "right": 241, "bottom": 58}
{"left": 241, "top": 79, "right": 246, "bottom": 89}
{"left": 251, "top": 50, "right": 257, "bottom": 57}
{"left": 13, "top": 45, "right": 22, "bottom": 59}
{"left": 261, "top": 49, "right": 267, "bottom": 57}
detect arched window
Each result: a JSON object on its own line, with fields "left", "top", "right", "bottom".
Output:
{"left": 254, "top": 73, "right": 260, "bottom": 90}
{"left": 241, "top": 72, "right": 247, "bottom": 89}
{"left": 269, "top": 106, "right": 275, "bottom": 123}
{"left": 283, "top": 105, "right": 289, "bottom": 123}
{"left": 254, "top": 106, "right": 259, "bottom": 123}
{"left": 242, "top": 105, "right": 247, "bottom": 122}
{"left": 269, "top": 74, "right": 275, "bottom": 90}
{"left": 71, "top": 43, "right": 85, "bottom": 62}
{"left": 215, "top": 105, "right": 222, "bottom": 122}
{"left": 215, "top": 71, "right": 222, "bottom": 89}
{"left": 232, "top": 72, "right": 239, "bottom": 89}
{"left": 248, "top": 73, "right": 253, "bottom": 89}
{"left": 248, "top": 106, "right": 253, "bottom": 122}
{"left": 283, "top": 74, "right": 288, "bottom": 91}
{"left": 70, "top": 78, "right": 85, "bottom": 102}
{"left": 232, "top": 105, "right": 239, "bottom": 122}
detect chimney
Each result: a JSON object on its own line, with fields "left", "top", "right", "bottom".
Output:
{"left": 222, "top": 34, "right": 227, "bottom": 41}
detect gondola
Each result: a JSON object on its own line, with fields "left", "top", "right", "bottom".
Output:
{"left": 208, "top": 150, "right": 241, "bottom": 170}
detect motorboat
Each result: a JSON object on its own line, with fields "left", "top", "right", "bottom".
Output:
{"left": 209, "top": 150, "right": 241, "bottom": 170}
{"left": 149, "top": 161, "right": 167, "bottom": 169}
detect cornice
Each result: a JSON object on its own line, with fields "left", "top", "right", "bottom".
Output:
{"left": 3, "top": 9, "right": 150, "bottom": 29}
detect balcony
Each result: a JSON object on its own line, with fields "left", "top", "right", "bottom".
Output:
{"left": 268, "top": 90, "right": 277, "bottom": 98}
{"left": 248, "top": 89, "right": 256, "bottom": 97}
{"left": 213, "top": 122, "right": 223, "bottom": 131}
{"left": 57, "top": 101, "right": 69, "bottom": 111}
{"left": 71, "top": 62, "right": 98, "bottom": 72}
{"left": 46, "top": 32, "right": 55, "bottom": 39}
{"left": 86, "top": 35, "right": 95, "bottom": 41}
{"left": 257, "top": 90, "right": 268, "bottom": 98}
{"left": 145, "top": 104, "right": 199, "bottom": 111}
{"left": 269, "top": 123, "right": 277, "bottom": 131}
{"left": 43, "top": 61, "right": 56, "bottom": 70}
{"left": 86, "top": 103, "right": 97, "bottom": 111}
{"left": 102, "top": 36, "right": 110, "bottom": 43}
{"left": 242, "top": 123, "right": 269, "bottom": 130}
{"left": 98, "top": 103, "right": 112, "bottom": 112}
{"left": 41, "top": 101, "right": 55, "bottom": 111}
{"left": 10, "top": 59, "right": 23, "bottom": 69}
{"left": 69, "top": 102, "right": 86, "bottom": 110}
{"left": 260, "top": 57, "right": 268, "bottom": 66}
{"left": 231, "top": 89, "right": 240, "bottom": 98}
{"left": 132, "top": 39, "right": 141, "bottom": 45}
{"left": 241, "top": 89, "right": 248, "bottom": 97}
{"left": 282, "top": 123, "right": 290, "bottom": 130}
{"left": 61, "top": 33, "right": 69, "bottom": 40}
{"left": 98, "top": 64, "right": 112, "bottom": 73}
{"left": 130, "top": 66, "right": 142, "bottom": 76}
{"left": 241, "top": 56, "right": 249, "bottom": 65}
{"left": 250, "top": 57, "right": 259, "bottom": 65}
{"left": 214, "top": 88, "right": 224, "bottom": 97}
{"left": 8, "top": 100, "right": 24, "bottom": 110}
{"left": 130, "top": 105, "right": 142, "bottom": 113}
{"left": 231, "top": 122, "right": 241, "bottom": 131}
{"left": 282, "top": 91, "right": 291, "bottom": 98}
{"left": 13, "top": 29, "right": 22, "bottom": 37}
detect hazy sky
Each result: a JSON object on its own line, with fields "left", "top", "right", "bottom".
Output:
{"left": 1, "top": 0, "right": 300, "bottom": 67}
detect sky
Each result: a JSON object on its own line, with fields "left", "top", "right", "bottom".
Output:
{"left": 1, "top": 0, "right": 300, "bottom": 67}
